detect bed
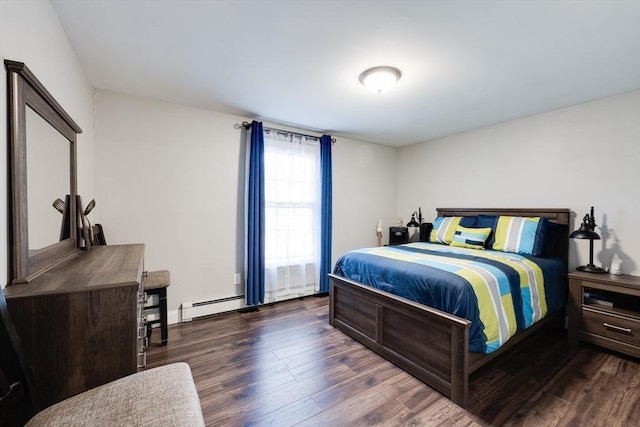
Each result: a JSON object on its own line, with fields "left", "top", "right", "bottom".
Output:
{"left": 329, "top": 208, "right": 570, "bottom": 408}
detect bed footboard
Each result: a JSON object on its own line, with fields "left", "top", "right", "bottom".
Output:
{"left": 329, "top": 273, "right": 472, "bottom": 407}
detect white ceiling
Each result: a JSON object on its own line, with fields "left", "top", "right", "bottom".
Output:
{"left": 50, "top": 0, "right": 640, "bottom": 147}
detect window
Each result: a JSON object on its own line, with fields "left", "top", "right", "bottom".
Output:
{"left": 263, "top": 131, "right": 320, "bottom": 302}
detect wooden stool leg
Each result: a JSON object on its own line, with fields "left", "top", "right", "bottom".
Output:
{"left": 159, "top": 288, "right": 168, "bottom": 345}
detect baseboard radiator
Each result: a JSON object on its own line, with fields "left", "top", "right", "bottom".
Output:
{"left": 181, "top": 295, "right": 245, "bottom": 322}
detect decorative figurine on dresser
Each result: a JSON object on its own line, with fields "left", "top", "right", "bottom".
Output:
{"left": 3, "top": 60, "right": 147, "bottom": 408}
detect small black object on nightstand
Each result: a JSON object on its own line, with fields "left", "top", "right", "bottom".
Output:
{"left": 389, "top": 227, "right": 408, "bottom": 245}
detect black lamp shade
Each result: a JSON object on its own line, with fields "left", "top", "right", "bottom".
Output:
{"left": 569, "top": 227, "right": 600, "bottom": 240}
{"left": 407, "top": 218, "right": 420, "bottom": 227}
{"left": 406, "top": 211, "right": 420, "bottom": 228}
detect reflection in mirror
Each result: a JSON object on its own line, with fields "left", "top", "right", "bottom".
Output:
{"left": 26, "top": 106, "right": 70, "bottom": 250}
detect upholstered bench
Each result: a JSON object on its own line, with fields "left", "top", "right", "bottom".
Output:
{"left": 26, "top": 363, "right": 204, "bottom": 426}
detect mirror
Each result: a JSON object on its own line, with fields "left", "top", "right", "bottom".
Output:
{"left": 26, "top": 106, "right": 71, "bottom": 249}
{"left": 5, "top": 60, "right": 82, "bottom": 284}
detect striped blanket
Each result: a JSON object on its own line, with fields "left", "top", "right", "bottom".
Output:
{"left": 333, "top": 242, "right": 566, "bottom": 353}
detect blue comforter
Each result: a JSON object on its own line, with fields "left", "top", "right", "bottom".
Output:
{"left": 333, "top": 242, "right": 566, "bottom": 353}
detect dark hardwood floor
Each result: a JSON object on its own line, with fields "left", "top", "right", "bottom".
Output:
{"left": 146, "top": 296, "right": 640, "bottom": 426}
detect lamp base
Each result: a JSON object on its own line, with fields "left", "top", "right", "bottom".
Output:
{"left": 576, "top": 265, "right": 607, "bottom": 274}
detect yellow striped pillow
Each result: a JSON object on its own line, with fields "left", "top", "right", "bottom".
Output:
{"left": 429, "top": 216, "right": 463, "bottom": 245}
{"left": 450, "top": 226, "right": 492, "bottom": 250}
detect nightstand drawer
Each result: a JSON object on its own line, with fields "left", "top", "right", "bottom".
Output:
{"left": 582, "top": 307, "right": 640, "bottom": 348}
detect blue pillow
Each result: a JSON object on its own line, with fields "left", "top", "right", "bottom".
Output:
{"left": 476, "top": 215, "right": 498, "bottom": 248}
{"left": 542, "top": 221, "right": 566, "bottom": 257}
{"left": 459, "top": 216, "right": 477, "bottom": 228}
{"left": 492, "top": 216, "right": 548, "bottom": 256}
{"left": 532, "top": 217, "right": 549, "bottom": 257}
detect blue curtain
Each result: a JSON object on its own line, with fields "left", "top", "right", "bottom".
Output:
{"left": 246, "top": 121, "right": 265, "bottom": 305}
{"left": 319, "top": 135, "right": 333, "bottom": 293}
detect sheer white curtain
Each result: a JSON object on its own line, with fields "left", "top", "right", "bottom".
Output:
{"left": 263, "top": 130, "right": 320, "bottom": 303}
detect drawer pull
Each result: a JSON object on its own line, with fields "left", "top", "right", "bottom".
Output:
{"left": 137, "top": 351, "right": 146, "bottom": 369}
{"left": 603, "top": 323, "right": 632, "bottom": 334}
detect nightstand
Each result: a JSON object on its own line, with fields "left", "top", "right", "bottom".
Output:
{"left": 389, "top": 227, "right": 408, "bottom": 245}
{"left": 568, "top": 271, "right": 640, "bottom": 358}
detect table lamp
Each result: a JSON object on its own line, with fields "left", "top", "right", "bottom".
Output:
{"left": 570, "top": 206, "right": 606, "bottom": 273}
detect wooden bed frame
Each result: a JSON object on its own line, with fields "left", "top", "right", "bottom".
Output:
{"left": 329, "top": 208, "right": 570, "bottom": 408}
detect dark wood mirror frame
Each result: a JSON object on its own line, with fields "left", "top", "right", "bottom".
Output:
{"left": 5, "top": 60, "right": 82, "bottom": 284}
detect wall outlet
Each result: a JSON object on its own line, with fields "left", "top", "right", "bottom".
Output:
{"left": 233, "top": 273, "right": 241, "bottom": 285}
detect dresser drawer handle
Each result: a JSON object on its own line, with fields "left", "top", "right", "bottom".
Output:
{"left": 137, "top": 351, "right": 146, "bottom": 369}
{"left": 603, "top": 323, "right": 632, "bottom": 334}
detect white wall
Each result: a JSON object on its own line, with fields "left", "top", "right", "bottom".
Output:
{"left": 0, "top": 0, "right": 94, "bottom": 287}
{"left": 397, "top": 90, "right": 640, "bottom": 275}
{"left": 333, "top": 135, "right": 398, "bottom": 257}
{"left": 3, "top": 0, "right": 636, "bottom": 313}
{"left": 93, "top": 90, "right": 398, "bottom": 319}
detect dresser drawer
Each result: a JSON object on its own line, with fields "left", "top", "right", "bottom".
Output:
{"left": 582, "top": 307, "right": 640, "bottom": 348}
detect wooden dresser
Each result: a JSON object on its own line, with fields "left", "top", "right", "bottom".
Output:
{"left": 4, "top": 244, "right": 146, "bottom": 408}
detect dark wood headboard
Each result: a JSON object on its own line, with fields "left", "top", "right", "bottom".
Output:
{"left": 436, "top": 208, "right": 570, "bottom": 269}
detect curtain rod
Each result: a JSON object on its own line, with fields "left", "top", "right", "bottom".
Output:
{"left": 234, "top": 121, "right": 336, "bottom": 143}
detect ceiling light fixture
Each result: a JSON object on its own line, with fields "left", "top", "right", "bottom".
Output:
{"left": 359, "top": 66, "right": 402, "bottom": 94}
